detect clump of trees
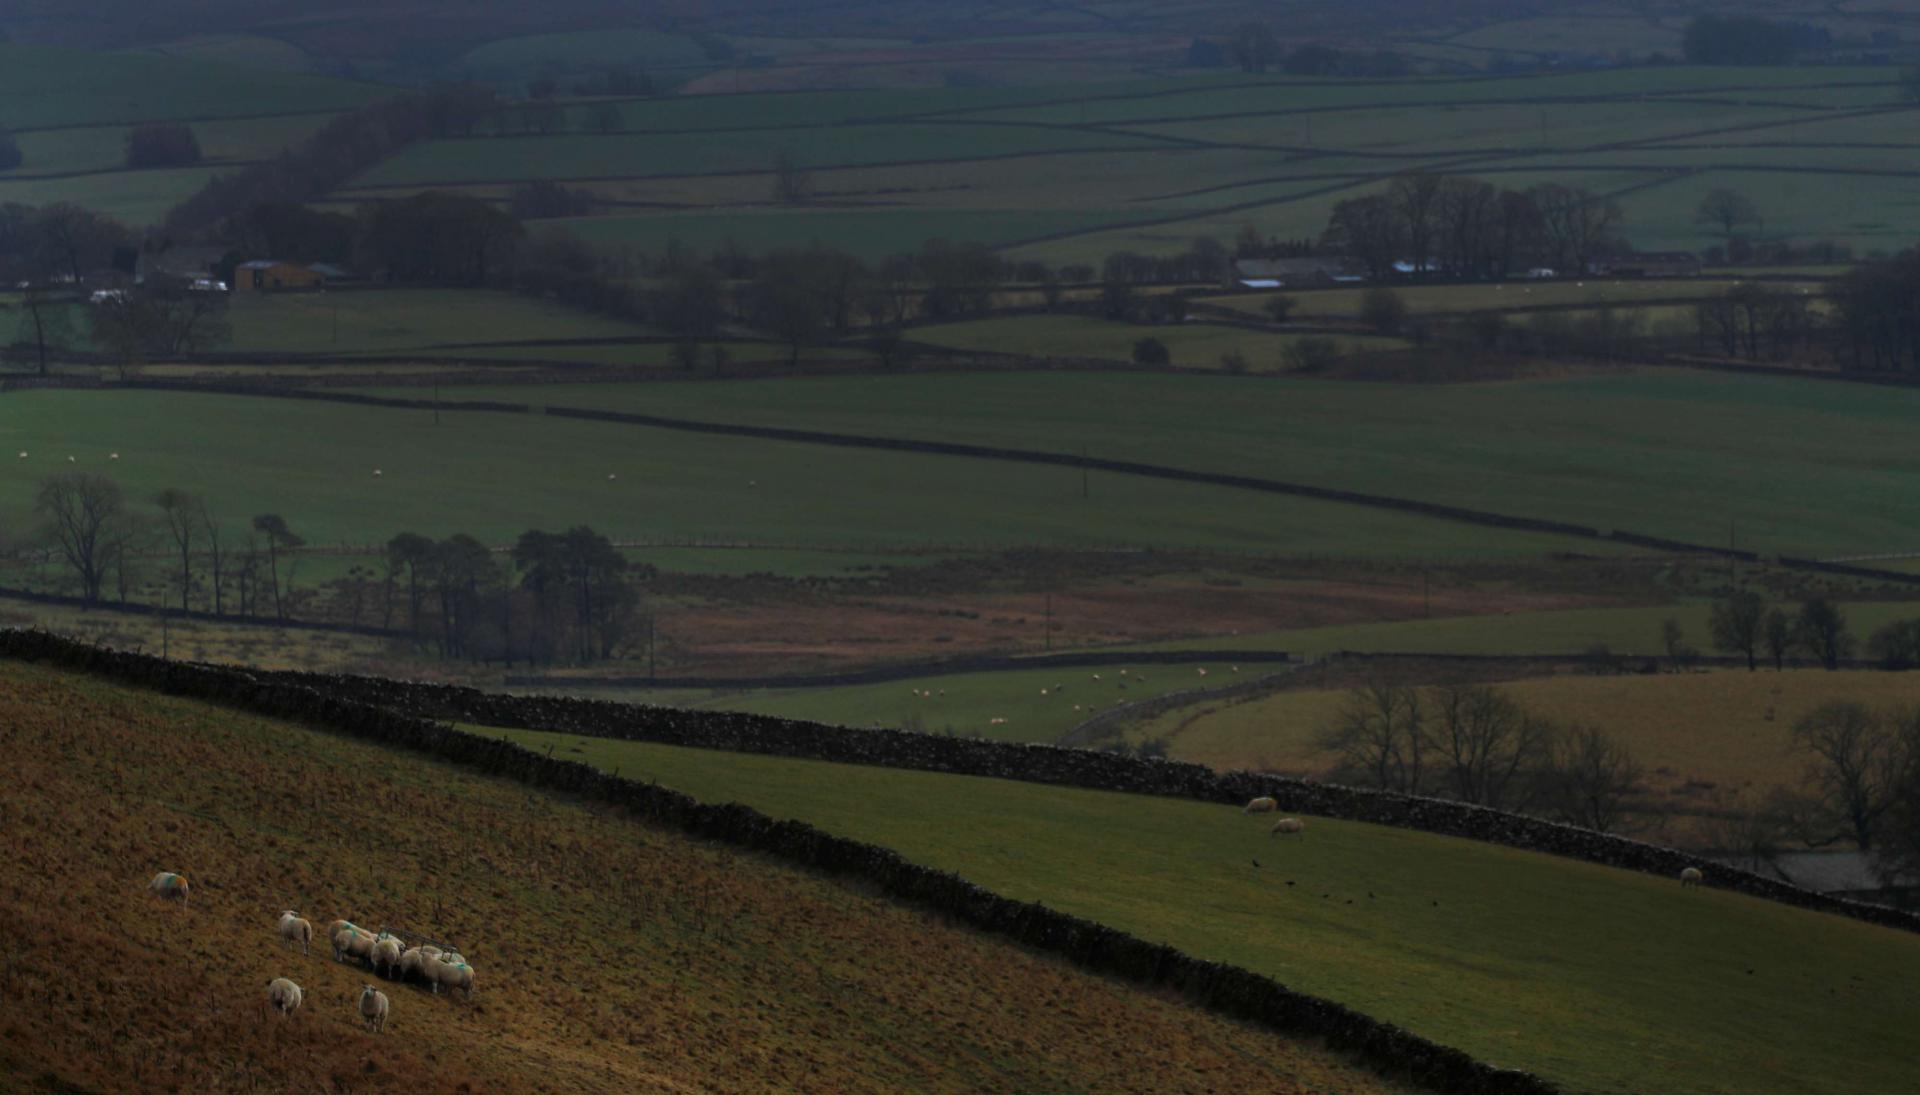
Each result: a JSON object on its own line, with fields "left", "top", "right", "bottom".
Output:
{"left": 1830, "top": 248, "right": 1920, "bottom": 373}
{"left": 508, "top": 181, "right": 597, "bottom": 220}
{"left": 1320, "top": 173, "right": 1624, "bottom": 281}
{"left": 1706, "top": 593, "right": 1855, "bottom": 670}
{"left": 124, "top": 122, "right": 200, "bottom": 169}
{"left": 1318, "top": 682, "right": 1643, "bottom": 831}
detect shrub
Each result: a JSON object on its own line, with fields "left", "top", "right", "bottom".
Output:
{"left": 1359, "top": 287, "right": 1407, "bottom": 334}
{"left": 1131, "top": 337, "right": 1171, "bottom": 365}
{"left": 1283, "top": 335, "right": 1341, "bottom": 372}
{"left": 0, "top": 129, "right": 21, "bottom": 171}
{"left": 125, "top": 122, "right": 200, "bottom": 169}
{"left": 1219, "top": 349, "right": 1250, "bottom": 374}
{"left": 1263, "top": 294, "right": 1295, "bottom": 323}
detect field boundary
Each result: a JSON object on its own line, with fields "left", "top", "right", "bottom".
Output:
{"left": 505, "top": 649, "right": 1301, "bottom": 690}
{"left": 0, "top": 627, "right": 1554, "bottom": 1095}
{"left": 191, "top": 649, "right": 1920, "bottom": 935}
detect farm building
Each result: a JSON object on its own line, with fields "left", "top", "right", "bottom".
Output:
{"left": 1605, "top": 252, "right": 1702, "bottom": 277}
{"left": 1232, "top": 257, "right": 1359, "bottom": 289}
{"left": 135, "top": 245, "right": 224, "bottom": 287}
{"left": 234, "top": 260, "right": 325, "bottom": 292}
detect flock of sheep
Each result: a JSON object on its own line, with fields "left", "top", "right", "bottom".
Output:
{"left": 146, "top": 871, "right": 475, "bottom": 1035}
{"left": 1237, "top": 801, "right": 1710, "bottom": 886}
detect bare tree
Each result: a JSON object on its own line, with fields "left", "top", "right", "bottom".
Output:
{"left": 201, "top": 509, "right": 226, "bottom": 615}
{"left": 1317, "top": 683, "right": 1426, "bottom": 794}
{"left": 34, "top": 473, "right": 123, "bottom": 603}
{"left": 1227, "top": 22, "right": 1279, "bottom": 72}
{"left": 1528, "top": 183, "right": 1622, "bottom": 275}
{"left": 1764, "top": 608, "right": 1795, "bottom": 670}
{"left": 1694, "top": 187, "right": 1760, "bottom": 243}
{"left": 1387, "top": 173, "right": 1444, "bottom": 277}
{"left": 1792, "top": 701, "right": 1908, "bottom": 849}
{"left": 772, "top": 149, "right": 811, "bottom": 205}
{"left": 1545, "top": 724, "right": 1643, "bottom": 833}
{"left": 251, "top": 514, "right": 304, "bottom": 620}
{"left": 16, "top": 284, "right": 71, "bottom": 376}
{"left": 1709, "top": 590, "right": 1766, "bottom": 670}
{"left": 1425, "top": 683, "right": 1557, "bottom": 810}
{"left": 1795, "top": 596, "right": 1853, "bottom": 670}
{"left": 154, "top": 488, "right": 205, "bottom": 612}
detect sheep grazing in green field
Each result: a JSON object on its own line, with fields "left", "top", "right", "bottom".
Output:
{"left": 1269, "top": 817, "right": 1306, "bottom": 837}
{"left": 277, "top": 911, "right": 312, "bottom": 955}
{"left": 359, "top": 984, "right": 389, "bottom": 1032}
{"left": 422, "top": 951, "right": 475, "bottom": 999}
{"left": 148, "top": 872, "right": 190, "bottom": 906}
{"left": 333, "top": 925, "right": 377, "bottom": 965}
{"left": 1243, "top": 796, "right": 1278, "bottom": 814}
{"left": 1680, "top": 866, "right": 1705, "bottom": 888}
{"left": 265, "top": 977, "right": 303, "bottom": 1018}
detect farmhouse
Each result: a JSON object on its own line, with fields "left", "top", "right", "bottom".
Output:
{"left": 1232, "top": 257, "right": 1360, "bottom": 289}
{"left": 234, "top": 260, "right": 325, "bottom": 292}
{"left": 1605, "top": 251, "right": 1702, "bottom": 278}
{"left": 135, "top": 245, "right": 224, "bottom": 287}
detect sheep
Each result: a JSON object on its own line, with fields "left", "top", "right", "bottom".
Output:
{"left": 333, "top": 925, "right": 377, "bottom": 965}
{"left": 371, "top": 934, "right": 404, "bottom": 978}
{"left": 359, "top": 985, "right": 390, "bottom": 1032}
{"left": 148, "top": 872, "right": 190, "bottom": 906}
{"left": 1243, "top": 796, "right": 1278, "bottom": 814}
{"left": 422, "top": 952, "right": 474, "bottom": 999}
{"left": 266, "top": 977, "right": 303, "bottom": 1018}
{"left": 324, "top": 919, "right": 356, "bottom": 942}
{"left": 1680, "top": 866, "right": 1704, "bottom": 888}
{"left": 1269, "top": 817, "right": 1306, "bottom": 837}
{"left": 277, "top": 911, "right": 312, "bottom": 956}
{"left": 397, "top": 944, "right": 443, "bottom": 984}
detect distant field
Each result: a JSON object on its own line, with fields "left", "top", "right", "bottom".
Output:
{"left": 544, "top": 208, "right": 1162, "bottom": 264}
{"left": 0, "top": 389, "right": 1612, "bottom": 560}
{"left": 0, "top": 165, "right": 227, "bottom": 225}
{"left": 1209, "top": 279, "right": 1820, "bottom": 320}
{"left": 1139, "top": 666, "right": 1920, "bottom": 800}
{"left": 5, "top": 113, "right": 337, "bottom": 177}
{"left": 423, "top": 369, "right": 1920, "bottom": 558}
{"left": 0, "top": 42, "right": 377, "bottom": 129}
{"left": 0, "top": 660, "right": 1398, "bottom": 1093}
{"left": 222, "top": 289, "right": 658, "bottom": 354}
{"left": 908, "top": 314, "right": 1405, "bottom": 368}
{"left": 498, "top": 726, "right": 1920, "bottom": 1095}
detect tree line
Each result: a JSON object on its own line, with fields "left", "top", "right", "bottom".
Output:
{"left": 22, "top": 473, "right": 648, "bottom": 667}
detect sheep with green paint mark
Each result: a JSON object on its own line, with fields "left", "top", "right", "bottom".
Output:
{"left": 422, "top": 951, "right": 475, "bottom": 999}
{"left": 333, "top": 925, "right": 377, "bottom": 965}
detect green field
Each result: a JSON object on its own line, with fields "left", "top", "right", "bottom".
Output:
{"left": 419, "top": 368, "right": 1920, "bottom": 558}
{"left": 0, "top": 42, "right": 378, "bottom": 129}
{"left": 493, "top": 727, "right": 1920, "bottom": 1095}
{"left": 0, "top": 389, "right": 1611, "bottom": 560}
{"left": 1209, "top": 279, "right": 1820, "bottom": 321}
{"left": 908, "top": 314, "right": 1404, "bottom": 368}
{"left": 0, "top": 165, "right": 228, "bottom": 226}
{"left": 550, "top": 659, "right": 1275, "bottom": 745}
{"left": 5, "top": 113, "right": 338, "bottom": 177}
{"left": 221, "top": 289, "right": 658, "bottom": 354}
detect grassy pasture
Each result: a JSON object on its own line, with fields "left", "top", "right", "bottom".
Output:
{"left": 1139, "top": 667, "right": 1920, "bottom": 800}
{"left": 0, "top": 389, "right": 1612, "bottom": 560}
{"left": 427, "top": 368, "right": 1920, "bottom": 559}
{"left": 0, "top": 660, "right": 1401, "bottom": 1092}
{"left": 454, "top": 28, "right": 717, "bottom": 81}
{"left": 560, "top": 659, "right": 1261, "bottom": 745}
{"left": 495, "top": 726, "right": 1920, "bottom": 1095}
{"left": 907, "top": 314, "right": 1405, "bottom": 367}
{"left": 1446, "top": 16, "right": 1686, "bottom": 56}
{"left": 0, "top": 165, "right": 227, "bottom": 225}
{"left": 6, "top": 113, "right": 338, "bottom": 177}
{"left": 221, "top": 289, "right": 658, "bottom": 354}
{"left": 543, "top": 208, "right": 1161, "bottom": 263}
{"left": 0, "top": 42, "right": 378, "bottom": 129}
{"left": 126, "top": 34, "right": 318, "bottom": 72}
{"left": 1208, "top": 279, "right": 1821, "bottom": 321}
{"left": 349, "top": 124, "right": 1172, "bottom": 188}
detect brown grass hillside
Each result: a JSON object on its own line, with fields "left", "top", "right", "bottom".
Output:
{"left": 0, "top": 660, "right": 1405, "bottom": 1094}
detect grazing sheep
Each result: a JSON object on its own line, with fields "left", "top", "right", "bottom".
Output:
{"left": 1680, "top": 866, "right": 1704, "bottom": 888}
{"left": 422, "top": 952, "right": 474, "bottom": 999}
{"left": 359, "top": 985, "right": 390, "bottom": 1032}
{"left": 1243, "top": 796, "right": 1278, "bottom": 814}
{"left": 148, "top": 872, "right": 190, "bottom": 906}
{"left": 333, "top": 926, "right": 377, "bottom": 965}
{"left": 266, "top": 978, "right": 303, "bottom": 1018}
{"left": 371, "top": 934, "right": 403, "bottom": 978}
{"left": 398, "top": 945, "right": 445, "bottom": 985}
{"left": 277, "top": 911, "right": 312, "bottom": 955}
{"left": 1269, "top": 817, "right": 1306, "bottom": 837}
{"left": 324, "top": 919, "right": 356, "bottom": 942}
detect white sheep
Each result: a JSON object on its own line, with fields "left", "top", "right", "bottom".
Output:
{"left": 1269, "top": 817, "right": 1305, "bottom": 837}
{"left": 266, "top": 977, "right": 303, "bottom": 1018}
{"left": 1197, "top": 667, "right": 1208, "bottom": 677}
{"left": 1243, "top": 796, "right": 1278, "bottom": 814}
{"left": 1680, "top": 866, "right": 1704, "bottom": 888}
{"left": 422, "top": 952, "right": 475, "bottom": 998}
{"left": 359, "top": 984, "right": 390, "bottom": 1032}
{"left": 397, "top": 944, "right": 442, "bottom": 984}
{"left": 334, "top": 925, "right": 377, "bottom": 965}
{"left": 148, "top": 872, "right": 190, "bottom": 906}
{"left": 277, "top": 911, "right": 312, "bottom": 956}
{"left": 371, "top": 934, "right": 403, "bottom": 978}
